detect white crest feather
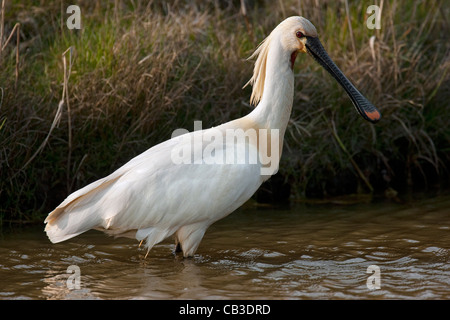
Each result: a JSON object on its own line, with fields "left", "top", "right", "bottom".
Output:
{"left": 243, "top": 17, "right": 318, "bottom": 106}
{"left": 243, "top": 32, "right": 273, "bottom": 106}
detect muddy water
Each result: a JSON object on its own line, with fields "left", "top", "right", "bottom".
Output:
{"left": 0, "top": 194, "right": 449, "bottom": 300}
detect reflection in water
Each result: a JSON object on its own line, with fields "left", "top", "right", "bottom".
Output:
{"left": 1, "top": 194, "right": 449, "bottom": 299}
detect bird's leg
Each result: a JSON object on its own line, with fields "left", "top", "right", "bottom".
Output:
{"left": 175, "top": 224, "right": 207, "bottom": 258}
{"left": 174, "top": 235, "right": 182, "bottom": 254}
{"left": 175, "top": 242, "right": 182, "bottom": 253}
{"left": 144, "top": 247, "right": 151, "bottom": 259}
{"left": 138, "top": 239, "right": 150, "bottom": 258}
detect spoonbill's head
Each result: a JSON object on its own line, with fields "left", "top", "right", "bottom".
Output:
{"left": 276, "top": 16, "right": 318, "bottom": 68}
{"left": 248, "top": 16, "right": 381, "bottom": 123}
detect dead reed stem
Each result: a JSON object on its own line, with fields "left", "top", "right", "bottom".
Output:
{"left": 240, "top": 0, "right": 254, "bottom": 43}
{"left": 63, "top": 47, "right": 74, "bottom": 193}
{"left": 0, "top": 0, "right": 21, "bottom": 88}
{"left": 19, "top": 47, "right": 73, "bottom": 173}
{"left": 344, "top": 0, "right": 357, "bottom": 64}
{"left": 0, "top": 0, "right": 4, "bottom": 57}
{"left": 329, "top": 117, "right": 374, "bottom": 193}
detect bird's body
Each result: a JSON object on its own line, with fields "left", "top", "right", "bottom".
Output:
{"left": 45, "top": 121, "right": 265, "bottom": 257}
{"left": 45, "top": 16, "right": 380, "bottom": 257}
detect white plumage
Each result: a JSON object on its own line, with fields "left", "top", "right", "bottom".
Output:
{"left": 45, "top": 16, "right": 380, "bottom": 257}
{"left": 45, "top": 120, "right": 264, "bottom": 257}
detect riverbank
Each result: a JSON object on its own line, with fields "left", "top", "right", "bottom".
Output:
{"left": 0, "top": 0, "right": 449, "bottom": 224}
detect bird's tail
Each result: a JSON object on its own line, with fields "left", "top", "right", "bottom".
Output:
{"left": 44, "top": 175, "right": 121, "bottom": 243}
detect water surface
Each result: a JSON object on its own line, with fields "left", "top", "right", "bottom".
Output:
{"left": 1, "top": 195, "right": 449, "bottom": 299}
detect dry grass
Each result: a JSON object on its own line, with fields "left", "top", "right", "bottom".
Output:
{"left": 0, "top": 0, "right": 449, "bottom": 224}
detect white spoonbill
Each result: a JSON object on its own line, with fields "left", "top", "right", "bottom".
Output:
{"left": 44, "top": 16, "right": 381, "bottom": 258}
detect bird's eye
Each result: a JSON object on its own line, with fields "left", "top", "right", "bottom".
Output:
{"left": 296, "top": 31, "right": 305, "bottom": 38}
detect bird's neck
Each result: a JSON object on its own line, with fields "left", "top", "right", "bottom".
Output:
{"left": 247, "top": 44, "right": 295, "bottom": 138}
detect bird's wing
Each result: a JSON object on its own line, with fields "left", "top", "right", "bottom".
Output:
{"left": 45, "top": 127, "right": 264, "bottom": 243}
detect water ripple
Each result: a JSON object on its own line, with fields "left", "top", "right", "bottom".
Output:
{"left": 1, "top": 195, "right": 450, "bottom": 299}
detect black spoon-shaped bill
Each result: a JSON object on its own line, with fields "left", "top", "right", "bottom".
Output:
{"left": 305, "top": 36, "right": 381, "bottom": 123}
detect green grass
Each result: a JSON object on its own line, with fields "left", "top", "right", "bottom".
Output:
{"left": 0, "top": 0, "right": 449, "bottom": 226}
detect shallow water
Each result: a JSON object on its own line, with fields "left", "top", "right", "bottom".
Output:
{"left": 1, "top": 194, "right": 449, "bottom": 300}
